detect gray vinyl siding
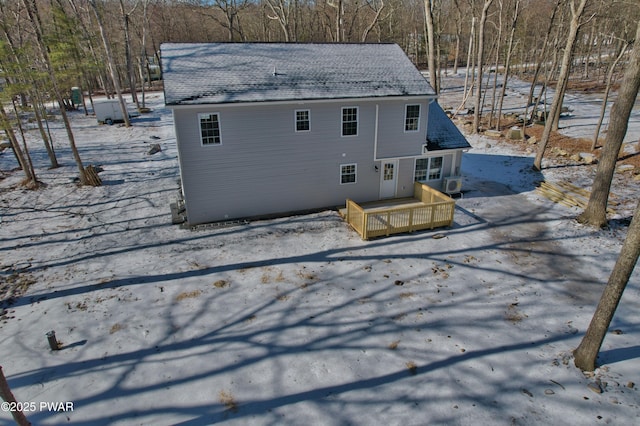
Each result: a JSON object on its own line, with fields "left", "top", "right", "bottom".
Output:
{"left": 173, "top": 100, "right": 385, "bottom": 224}
{"left": 375, "top": 100, "right": 430, "bottom": 159}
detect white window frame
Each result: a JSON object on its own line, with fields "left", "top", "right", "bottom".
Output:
{"left": 340, "top": 163, "right": 357, "bottom": 185}
{"left": 404, "top": 104, "right": 421, "bottom": 132}
{"left": 295, "top": 109, "right": 311, "bottom": 132}
{"left": 414, "top": 156, "right": 443, "bottom": 181}
{"left": 341, "top": 106, "right": 359, "bottom": 137}
{"left": 198, "top": 112, "right": 222, "bottom": 146}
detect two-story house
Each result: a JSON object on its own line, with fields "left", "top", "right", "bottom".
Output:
{"left": 162, "top": 42, "right": 470, "bottom": 226}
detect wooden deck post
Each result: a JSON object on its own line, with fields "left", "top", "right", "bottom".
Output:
{"left": 408, "top": 209, "right": 414, "bottom": 232}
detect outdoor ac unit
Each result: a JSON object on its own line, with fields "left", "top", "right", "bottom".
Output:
{"left": 444, "top": 176, "right": 462, "bottom": 194}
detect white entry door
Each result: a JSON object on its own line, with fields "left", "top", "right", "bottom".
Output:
{"left": 379, "top": 160, "right": 398, "bottom": 199}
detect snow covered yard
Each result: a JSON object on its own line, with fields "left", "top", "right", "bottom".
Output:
{"left": 1, "top": 91, "right": 639, "bottom": 425}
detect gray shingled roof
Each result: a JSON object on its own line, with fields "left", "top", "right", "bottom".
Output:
{"left": 161, "top": 43, "right": 435, "bottom": 105}
{"left": 426, "top": 102, "right": 472, "bottom": 151}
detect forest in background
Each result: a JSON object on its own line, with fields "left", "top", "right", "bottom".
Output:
{"left": 1, "top": 1, "right": 639, "bottom": 102}
{"left": 1, "top": 0, "right": 639, "bottom": 187}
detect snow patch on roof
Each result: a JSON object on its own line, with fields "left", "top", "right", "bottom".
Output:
{"left": 161, "top": 43, "right": 435, "bottom": 105}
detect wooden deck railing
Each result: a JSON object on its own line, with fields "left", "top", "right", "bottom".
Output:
{"left": 345, "top": 182, "right": 455, "bottom": 240}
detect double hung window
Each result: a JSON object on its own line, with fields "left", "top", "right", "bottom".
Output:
{"left": 340, "top": 164, "right": 357, "bottom": 184}
{"left": 199, "top": 113, "right": 221, "bottom": 145}
{"left": 342, "top": 107, "right": 358, "bottom": 136}
{"left": 296, "top": 110, "right": 310, "bottom": 132}
{"left": 405, "top": 105, "right": 420, "bottom": 132}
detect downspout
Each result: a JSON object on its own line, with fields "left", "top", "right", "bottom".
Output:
{"left": 373, "top": 104, "right": 379, "bottom": 161}
{"left": 451, "top": 150, "right": 458, "bottom": 176}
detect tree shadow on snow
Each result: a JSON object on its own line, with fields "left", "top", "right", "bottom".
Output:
{"left": 12, "top": 269, "right": 581, "bottom": 426}
{"left": 597, "top": 345, "right": 640, "bottom": 365}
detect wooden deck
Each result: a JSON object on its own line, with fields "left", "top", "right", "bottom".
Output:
{"left": 340, "top": 182, "right": 455, "bottom": 240}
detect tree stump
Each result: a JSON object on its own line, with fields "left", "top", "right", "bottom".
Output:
{"left": 84, "top": 165, "right": 102, "bottom": 186}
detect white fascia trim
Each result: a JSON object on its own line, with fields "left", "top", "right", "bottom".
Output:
{"left": 374, "top": 148, "right": 463, "bottom": 162}
{"left": 166, "top": 95, "right": 437, "bottom": 110}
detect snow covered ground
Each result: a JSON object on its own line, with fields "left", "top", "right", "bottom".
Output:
{"left": 1, "top": 83, "right": 639, "bottom": 425}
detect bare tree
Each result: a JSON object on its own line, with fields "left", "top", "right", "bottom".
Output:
{"left": 89, "top": 0, "right": 132, "bottom": 127}
{"left": 522, "top": 0, "right": 560, "bottom": 128}
{"left": 22, "top": 0, "right": 89, "bottom": 185}
{"left": 592, "top": 39, "right": 629, "bottom": 149}
{"left": 494, "top": 0, "right": 520, "bottom": 131}
{"left": 209, "top": 0, "right": 249, "bottom": 41}
{"left": 460, "top": 14, "right": 476, "bottom": 112}
{"left": 0, "top": 105, "right": 36, "bottom": 185}
{"left": 0, "top": 6, "right": 58, "bottom": 170}
{"left": 487, "top": 0, "right": 504, "bottom": 129}
{"left": 574, "top": 199, "right": 640, "bottom": 371}
{"left": 533, "top": 0, "right": 591, "bottom": 170}
{"left": 66, "top": 0, "right": 111, "bottom": 99}
{"left": 120, "top": 0, "right": 141, "bottom": 110}
{"left": 265, "top": 0, "right": 297, "bottom": 41}
{"left": 451, "top": 0, "right": 463, "bottom": 74}
{"left": 577, "top": 19, "right": 640, "bottom": 228}
{"left": 424, "top": 0, "right": 438, "bottom": 93}
{"left": 472, "top": 0, "right": 494, "bottom": 133}
{"left": 328, "top": 0, "right": 345, "bottom": 42}
{"left": 138, "top": 0, "right": 150, "bottom": 108}
{"left": 361, "top": 0, "right": 386, "bottom": 42}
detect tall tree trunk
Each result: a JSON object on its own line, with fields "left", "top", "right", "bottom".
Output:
{"left": 0, "top": 107, "right": 35, "bottom": 184}
{"left": 524, "top": 0, "right": 560, "bottom": 107}
{"left": 31, "top": 90, "right": 59, "bottom": 169}
{"left": 452, "top": 0, "right": 463, "bottom": 75}
{"left": 577, "top": 19, "right": 640, "bottom": 228}
{"left": 0, "top": 18, "right": 58, "bottom": 169}
{"left": 327, "top": 0, "right": 344, "bottom": 42}
{"left": 22, "top": 0, "right": 88, "bottom": 185}
{"left": 532, "top": 40, "right": 562, "bottom": 122}
{"left": 424, "top": 0, "right": 438, "bottom": 93}
{"left": 67, "top": 0, "right": 108, "bottom": 97}
{"left": 574, "top": 199, "right": 640, "bottom": 372}
{"left": 495, "top": 0, "right": 520, "bottom": 131}
{"left": 90, "top": 0, "right": 131, "bottom": 127}
{"left": 534, "top": 0, "right": 590, "bottom": 170}
{"left": 459, "top": 15, "right": 476, "bottom": 114}
{"left": 361, "top": 0, "right": 385, "bottom": 43}
{"left": 582, "top": 21, "right": 596, "bottom": 79}
{"left": 139, "top": 0, "right": 149, "bottom": 109}
{"left": 592, "top": 40, "right": 629, "bottom": 149}
{"left": 488, "top": 2, "right": 503, "bottom": 129}
{"left": 120, "top": 0, "right": 140, "bottom": 111}
{"left": 11, "top": 99, "right": 38, "bottom": 184}
{"left": 473, "top": 0, "right": 494, "bottom": 134}
{"left": 266, "top": 0, "right": 292, "bottom": 42}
